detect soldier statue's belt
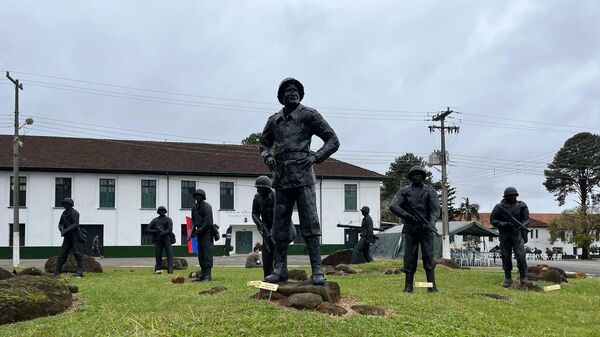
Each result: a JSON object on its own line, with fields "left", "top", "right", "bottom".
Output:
{"left": 275, "top": 152, "right": 310, "bottom": 161}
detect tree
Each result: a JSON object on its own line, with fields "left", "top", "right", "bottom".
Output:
{"left": 548, "top": 205, "right": 600, "bottom": 259}
{"left": 432, "top": 181, "right": 459, "bottom": 221}
{"left": 457, "top": 197, "right": 480, "bottom": 221}
{"left": 241, "top": 132, "right": 262, "bottom": 146}
{"left": 543, "top": 132, "right": 600, "bottom": 210}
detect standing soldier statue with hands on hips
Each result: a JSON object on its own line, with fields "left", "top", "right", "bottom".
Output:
{"left": 389, "top": 166, "right": 441, "bottom": 293}
{"left": 252, "top": 175, "right": 276, "bottom": 279}
{"left": 351, "top": 206, "right": 375, "bottom": 264}
{"left": 190, "top": 189, "right": 216, "bottom": 282}
{"left": 490, "top": 187, "right": 530, "bottom": 287}
{"left": 54, "top": 198, "right": 85, "bottom": 277}
{"left": 148, "top": 206, "right": 174, "bottom": 274}
{"left": 259, "top": 77, "right": 340, "bottom": 285}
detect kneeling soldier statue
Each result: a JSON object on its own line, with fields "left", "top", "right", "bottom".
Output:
{"left": 55, "top": 198, "right": 85, "bottom": 277}
{"left": 490, "top": 187, "right": 530, "bottom": 287}
{"left": 389, "top": 166, "right": 441, "bottom": 293}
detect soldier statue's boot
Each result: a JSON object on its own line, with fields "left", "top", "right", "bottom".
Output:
{"left": 519, "top": 269, "right": 527, "bottom": 285}
{"left": 265, "top": 242, "right": 288, "bottom": 283}
{"left": 200, "top": 268, "right": 212, "bottom": 282}
{"left": 195, "top": 268, "right": 205, "bottom": 281}
{"left": 306, "top": 236, "right": 325, "bottom": 285}
{"left": 403, "top": 273, "right": 414, "bottom": 293}
{"left": 426, "top": 270, "right": 438, "bottom": 293}
{"left": 502, "top": 270, "right": 513, "bottom": 288}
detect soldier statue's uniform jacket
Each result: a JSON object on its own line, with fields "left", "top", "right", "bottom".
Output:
{"left": 490, "top": 199, "right": 530, "bottom": 234}
{"left": 191, "top": 200, "right": 214, "bottom": 269}
{"left": 148, "top": 216, "right": 173, "bottom": 242}
{"left": 148, "top": 214, "right": 174, "bottom": 273}
{"left": 389, "top": 184, "right": 441, "bottom": 234}
{"left": 360, "top": 214, "right": 374, "bottom": 241}
{"left": 259, "top": 103, "right": 340, "bottom": 189}
{"left": 351, "top": 212, "right": 375, "bottom": 264}
{"left": 59, "top": 208, "right": 83, "bottom": 241}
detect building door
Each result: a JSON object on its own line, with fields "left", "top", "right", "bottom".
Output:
{"left": 344, "top": 229, "right": 359, "bottom": 248}
{"left": 80, "top": 225, "right": 104, "bottom": 256}
{"left": 235, "top": 231, "right": 253, "bottom": 254}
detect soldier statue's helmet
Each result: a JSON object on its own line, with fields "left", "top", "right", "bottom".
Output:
{"left": 193, "top": 189, "right": 206, "bottom": 198}
{"left": 503, "top": 187, "right": 519, "bottom": 197}
{"left": 157, "top": 206, "right": 167, "bottom": 214}
{"left": 254, "top": 175, "right": 272, "bottom": 188}
{"left": 360, "top": 206, "right": 370, "bottom": 213}
{"left": 277, "top": 77, "right": 305, "bottom": 104}
{"left": 61, "top": 197, "right": 74, "bottom": 206}
{"left": 407, "top": 165, "right": 428, "bottom": 179}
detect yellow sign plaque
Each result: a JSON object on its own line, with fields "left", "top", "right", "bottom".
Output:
{"left": 257, "top": 282, "right": 279, "bottom": 291}
{"left": 414, "top": 282, "right": 434, "bottom": 288}
{"left": 543, "top": 284, "right": 561, "bottom": 292}
{"left": 246, "top": 280, "right": 261, "bottom": 287}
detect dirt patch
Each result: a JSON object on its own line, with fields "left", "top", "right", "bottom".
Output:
{"left": 471, "top": 293, "right": 512, "bottom": 301}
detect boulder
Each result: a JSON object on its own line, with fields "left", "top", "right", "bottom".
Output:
{"left": 575, "top": 272, "right": 587, "bottom": 279}
{"left": 162, "top": 258, "right": 188, "bottom": 270}
{"left": 18, "top": 267, "right": 45, "bottom": 276}
{"left": 512, "top": 281, "right": 543, "bottom": 292}
{"left": 281, "top": 293, "right": 323, "bottom": 310}
{"left": 0, "top": 275, "right": 73, "bottom": 325}
{"left": 67, "top": 285, "right": 79, "bottom": 293}
{"left": 526, "top": 265, "right": 568, "bottom": 283}
{"left": 335, "top": 264, "right": 359, "bottom": 274}
{"left": 250, "top": 289, "right": 286, "bottom": 301}
{"left": 541, "top": 269, "right": 567, "bottom": 284}
{"left": 393, "top": 268, "right": 403, "bottom": 274}
{"left": 316, "top": 302, "right": 347, "bottom": 316}
{"left": 275, "top": 281, "right": 341, "bottom": 303}
{"left": 351, "top": 304, "right": 385, "bottom": 316}
{"left": 437, "top": 258, "right": 464, "bottom": 269}
{"left": 198, "top": 286, "right": 227, "bottom": 295}
{"left": 45, "top": 255, "right": 103, "bottom": 273}
{"left": 288, "top": 269, "right": 308, "bottom": 281}
{"left": 0, "top": 267, "right": 12, "bottom": 280}
{"left": 383, "top": 269, "right": 394, "bottom": 275}
{"left": 322, "top": 249, "right": 366, "bottom": 266}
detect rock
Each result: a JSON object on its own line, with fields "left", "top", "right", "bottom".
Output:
{"left": 0, "top": 275, "right": 73, "bottom": 325}
{"left": 275, "top": 281, "right": 341, "bottom": 303}
{"left": 575, "top": 272, "right": 586, "bottom": 279}
{"left": 162, "top": 257, "right": 188, "bottom": 270}
{"left": 250, "top": 289, "right": 286, "bottom": 301}
{"left": 351, "top": 304, "right": 385, "bottom": 316}
{"left": 288, "top": 269, "right": 308, "bottom": 281}
{"left": 316, "top": 302, "right": 347, "bottom": 316}
{"left": 45, "top": 255, "right": 103, "bottom": 273}
{"left": 171, "top": 276, "right": 186, "bottom": 284}
{"left": 541, "top": 269, "right": 566, "bottom": 284}
{"left": 67, "top": 285, "right": 79, "bottom": 293}
{"left": 281, "top": 293, "right": 323, "bottom": 310}
{"left": 526, "top": 273, "right": 539, "bottom": 281}
{"left": 18, "top": 267, "right": 45, "bottom": 276}
{"left": 0, "top": 267, "right": 12, "bottom": 280}
{"left": 526, "top": 265, "right": 567, "bottom": 283}
{"left": 325, "top": 270, "right": 343, "bottom": 276}
{"left": 393, "top": 268, "right": 403, "bottom": 274}
{"left": 512, "top": 281, "right": 543, "bottom": 292}
{"left": 473, "top": 293, "right": 512, "bottom": 301}
{"left": 188, "top": 271, "right": 201, "bottom": 279}
{"left": 383, "top": 269, "right": 394, "bottom": 275}
{"left": 527, "top": 265, "right": 547, "bottom": 274}
{"left": 334, "top": 264, "right": 352, "bottom": 272}
{"left": 322, "top": 249, "right": 366, "bottom": 266}
{"left": 198, "top": 286, "right": 227, "bottom": 295}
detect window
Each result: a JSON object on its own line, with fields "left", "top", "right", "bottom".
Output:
{"left": 449, "top": 235, "right": 455, "bottom": 243}
{"left": 99, "top": 179, "right": 116, "bottom": 208}
{"left": 344, "top": 184, "right": 357, "bottom": 211}
{"left": 9, "top": 176, "right": 27, "bottom": 207}
{"left": 220, "top": 182, "right": 234, "bottom": 210}
{"left": 181, "top": 181, "right": 196, "bottom": 209}
{"left": 488, "top": 236, "right": 493, "bottom": 242}
{"left": 535, "top": 229, "right": 539, "bottom": 239}
{"left": 530, "top": 230, "right": 534, "bottom": 239}
{"left": 55, "top": 178, "right": 72, "bottom": 207}
{"left": 8, "top": 223, "right": 25, "bottom": 246}
{"left": 140, "top": 224, "right": 153, "bottom": 245}
{"left": 141, "top": 180, "right": 156, "bottom": 209}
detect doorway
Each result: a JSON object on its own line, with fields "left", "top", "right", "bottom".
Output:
{"left": 235, "top": 231, "right": 253, "bottom": 254}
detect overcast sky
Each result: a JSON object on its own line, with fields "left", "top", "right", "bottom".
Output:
{"left": 1, "top": 1, "right": 599, "bottom": 213}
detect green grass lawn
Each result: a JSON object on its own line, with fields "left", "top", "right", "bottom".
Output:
{"left": 1, "top": 261, "right": 599, "bottom": 337}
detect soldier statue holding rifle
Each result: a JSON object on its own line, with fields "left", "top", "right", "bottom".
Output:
{"left": 389, "top": 166, "right": 441, "bottom": 293}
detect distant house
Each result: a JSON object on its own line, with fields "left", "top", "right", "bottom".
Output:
{"left": 0, "top": 135, "right": 383, "bottom": 258}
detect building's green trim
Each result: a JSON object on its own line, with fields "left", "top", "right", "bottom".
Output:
{"left": 0, "top": 244, "right": 347, "bottom": 259}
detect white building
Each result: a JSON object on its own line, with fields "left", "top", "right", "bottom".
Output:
{"left": 0, "top": 135, "right": 383, "bottom": 258}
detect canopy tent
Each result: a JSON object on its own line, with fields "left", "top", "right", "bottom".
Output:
{"left": 370, "top": 221, "right": 498, "bottom": 259}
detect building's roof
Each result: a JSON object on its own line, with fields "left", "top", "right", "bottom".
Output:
{"left": 0, "top": 135, "right": 384, "bottom": 180}
{"left": 478, "top": 213, "right": 560, "bottom": 228}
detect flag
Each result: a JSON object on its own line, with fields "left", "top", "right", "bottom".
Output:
{"left": 186, "top": 216, "right": 197, "bottom": 253}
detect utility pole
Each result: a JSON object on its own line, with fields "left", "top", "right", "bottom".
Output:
{"left": 429, "top": 107, "right": 459, "bottom": 259}
{"left": 6, "top": 71, "right": 23, "bottom": 267}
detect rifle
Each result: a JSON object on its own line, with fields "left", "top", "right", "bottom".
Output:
{"left": 336, "top": 224, "right": 382, "bottom": 241}
{"left": 256, "top": 222, "right": 275, "bottom": 254}
{"left": 497, "top": 205, "right": 530, "bottom": 243}
{"left": 400, "top": 200, "right": 440, "bottom": 237}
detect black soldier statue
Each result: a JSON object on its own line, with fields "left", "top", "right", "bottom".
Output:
{"left": 490, "top": 187, "right": 530, "bottom": 287}
{"left": 148, "top": 206, "right": 174, "bottom": 274}
{"left": 259, "top": 77, "right": 340, "bottom": 285}
{"left": 351, "top": 206, "right": 375, "bottom": 264}
{"left": 252, "top": 175, "right": 276, "bottom": 278}
{"left": 54, "top": 198, "right": 85, "bottom": 277}
{"left": 190, "top": 189, "right": 215, "bottom": 281}
{"left": 389, "top": 166, "right": 441, "bottom": 293}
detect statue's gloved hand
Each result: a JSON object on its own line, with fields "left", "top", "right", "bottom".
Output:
{"left": 297, "top": 155, "right": 316, "bottom": 168}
